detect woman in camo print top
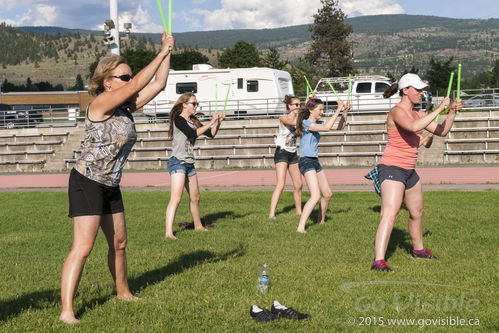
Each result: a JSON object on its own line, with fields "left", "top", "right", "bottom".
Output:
{"left": 59, "top": 32, "right": 174, "bottom": 324}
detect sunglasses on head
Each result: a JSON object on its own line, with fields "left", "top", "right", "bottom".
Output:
{"left": 112, "top": 74, "right": 133, "bottom": 82}
{"left": 187, "top": 102, "right": 199, "bottom": 107}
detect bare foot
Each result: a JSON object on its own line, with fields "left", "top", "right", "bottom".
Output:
{"left": 296, "top": 212, "right": 302, "bottom": 215}
{"left": 117, "top": 294, "right": 141, "bottom": 301}
{"left": 59, "top": 312, "right": 80, "bottom": 324}
{"left": 194, "top": 226, "right": 208, "bottom": 231}
{"left": 165, "top": 234, "right": 178, "bottom": 240}
{"left": 296, "top": 229, "right": 307, "bottom": 234}
{"left": 318, "top": 221, "right": 325, "bottom": 225}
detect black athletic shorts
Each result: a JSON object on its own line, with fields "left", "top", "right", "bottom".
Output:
{"left": 378, "top": 164, "right": 420, "bottom": 190}
{"left": 274, "top": 147, "right": 299, "bottom": 165}
{"left": 68, "top": 168, "right": 124, "bottom": 218}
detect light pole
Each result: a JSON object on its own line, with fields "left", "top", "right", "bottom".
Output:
{"left": 109, "top": 0, "right": 120, "bottom": 55}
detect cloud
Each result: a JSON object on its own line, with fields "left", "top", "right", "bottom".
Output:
{"left": 183, "top": 0, "right": 405, "bottom": 31}
{"left": 119, "top": 3, "right": 164, "bottom": 33}
{"left": 2, "top": 4, "right": 59, "bottom": 26}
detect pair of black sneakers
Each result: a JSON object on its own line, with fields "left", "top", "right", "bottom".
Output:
{"left": 250, "top": 301, "right": 311, "bottom": 322}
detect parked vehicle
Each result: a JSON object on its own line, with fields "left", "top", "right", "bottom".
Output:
{"left": 143, "top": 64, "right": 294, "bottom": 118}
{"left": 313, "top": 75, "right": 431, "bottom": 112}
{"left": 0, "top": 103, "right": 44, "bottom": 128}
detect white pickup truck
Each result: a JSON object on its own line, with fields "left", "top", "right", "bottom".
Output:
{"left": 313, "top": 75, "right": 431, "bottom": 112}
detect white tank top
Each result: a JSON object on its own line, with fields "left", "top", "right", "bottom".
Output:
{"left": 274, "top": 123, "right": 297, "bottom": 153}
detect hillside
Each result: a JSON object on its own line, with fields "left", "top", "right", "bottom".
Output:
{"left": 1, "top": 14, "right": 498, "bottom": 88}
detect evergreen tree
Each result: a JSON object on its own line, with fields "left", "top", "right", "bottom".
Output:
{"left": 306, "top": 0, "right": 353, "bottom": 77}
{"left": 218, "top": 40, "right": 261, "bottom": 68}
{"left": 69, "top": 74, "right": 84, "bottom": 91}
{"left": 490, "top": 59, "right": 499, "bottom": 87}
{"left": 262, "top": 47, "right": 287, "bottom": 70}
{"left": 426, "top": 57, "right": 457, "bottom": 95}
{"left": 171, "top": 50, "right": 209, "bottom": 70}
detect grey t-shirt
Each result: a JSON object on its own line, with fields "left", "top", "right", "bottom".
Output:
{"left": 171, "top": 116, "right": 212, "bottom": 164}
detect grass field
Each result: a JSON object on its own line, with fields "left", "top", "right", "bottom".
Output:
{"left": 0, "top": 190, "right": 497, "bottom": 332}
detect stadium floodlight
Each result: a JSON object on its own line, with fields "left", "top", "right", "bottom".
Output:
{"left": 102, "top": 20, "right": 115, "bottom": 45}
{"left": 123, "top": 22, "right": 132, "bottom": 40}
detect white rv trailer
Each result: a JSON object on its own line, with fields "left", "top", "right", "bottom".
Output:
{"left": 143, "top": 64, "right": 294, "bottom": 118}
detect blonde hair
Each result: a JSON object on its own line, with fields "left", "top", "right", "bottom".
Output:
{"left": 168, "top": 92, "right": 202, "bottom": 138}
{"left": 88, "top": 55, "right": 127, "bottom": 96}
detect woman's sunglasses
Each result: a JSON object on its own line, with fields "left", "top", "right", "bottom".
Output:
{"left": 187, "top": 102, "right": 199, "bottom": 107}
{"left": 112, "top": 74, "right": 134, "bottom": 82}
{"left": 290, "top": 103, "right": 300, "bottom": 107}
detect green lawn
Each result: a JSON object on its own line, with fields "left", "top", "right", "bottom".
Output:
{"left": 0, "top": 191, "right": 497, "bottom": 332}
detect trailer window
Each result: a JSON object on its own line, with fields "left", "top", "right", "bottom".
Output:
{"left": 247, "top": 80, "right": 258, "bottom": 92}
{"left": 237, "top": 78, "right": 243, "bottom": 89}
{"left": 356, "top": 83, "right": 372, "bottom": 94}
{"left": 375, "top": 82, "right": 389, "bottom": 93}
{"left": 176, "top": 82, "right": 197, "bottom": 94}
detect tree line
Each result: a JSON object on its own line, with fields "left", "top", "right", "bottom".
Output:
{"left": 1, "top": 0, "right": 497, "bottom": 95}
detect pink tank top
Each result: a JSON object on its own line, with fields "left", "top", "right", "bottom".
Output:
{"left": 379, "top": 104, "right": 423, "bottom": 170}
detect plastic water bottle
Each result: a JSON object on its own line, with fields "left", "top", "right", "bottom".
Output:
{"left": 257, "top": 263, "right": 270, "bottom": 293}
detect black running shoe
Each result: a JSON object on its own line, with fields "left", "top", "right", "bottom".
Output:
{"left": 250, "top": 305, "right": 279, "bottom": 322}
{"left": 270, "top": 301, "right": 311, "bottom": 321}
{"left": 371, "top": 259, "right": 392, "bottom": 272}
{"left": 411, "top": 248, "right": 437, "bottom": 259}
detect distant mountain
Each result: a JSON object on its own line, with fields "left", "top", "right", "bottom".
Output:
{"left": 17, "top": 14, "right": 499, "bottom": 49}
{"left": 4, "top": 14, "right": 498, "bottom": 87}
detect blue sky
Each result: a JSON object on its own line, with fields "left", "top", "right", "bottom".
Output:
{"left": 0, "top": 0, "right": 497, "bottom": 33}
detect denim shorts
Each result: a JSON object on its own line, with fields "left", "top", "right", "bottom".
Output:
{"left": 378, "top": 164, "right": 420, "bottom": 189}
{"left": 274, "top": 147, "right": 299, "bottom": 165}
{"left": 167, "top": 156, "right": 197, "bottom": 177}
{"left": 299, "top": 156, "right": 323, "bottom": 175}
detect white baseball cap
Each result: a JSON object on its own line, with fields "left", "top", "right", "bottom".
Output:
{"left": 398, "top": 73, "right": 429, "bottom": 90}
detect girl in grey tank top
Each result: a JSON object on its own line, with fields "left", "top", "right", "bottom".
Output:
{"left": 164, "top": 93, "right": 224, "bottom": 239}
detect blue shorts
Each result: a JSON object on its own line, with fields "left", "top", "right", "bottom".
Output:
{"left": 167, "top": 156, "right": 197, "bottom": 177}
{"left": 299, "top": 156, "right": 323, "bottom": 175}
{"left": 378, "top": 164, "right": 420, "bottom": 190}
{"left": 274, "top": 147, "right": 299, "bottom": 165}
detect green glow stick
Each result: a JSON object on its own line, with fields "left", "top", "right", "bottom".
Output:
{"left": 304, "top": 75, "right": 313, "bottom": 96}
{"left": 223, "top": 84, "right": 231, "bottom": 114}
{"left": 168, "top": 0, "right": 172, "bottom": 35}
{"left": 215, "top": 83, "right": 218, "bottom": 113}
{"left": 436, "top": 71, "right": 454, "bottom": 122}
{"left": 156, "top": 0, "right": 168, "bottom": 33}
{"left": 326, "top": 79, "right": 341, "bottom": 100}
{"left": 456, "top": 64, "right": 461, "bottom": 115}
{"left": 348, "top": 74, "right": 351, "bottom": 102}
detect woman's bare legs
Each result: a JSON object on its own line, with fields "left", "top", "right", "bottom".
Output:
{"left": 184, "top": 173, "right": 207, "bottom": 231}
{"left": 374, "top": 180, "right": 405, "bottom": 260}
{"left": 165, "top": 172, "right": 186, "bottom": 239}
{"left": 297, "top": 170, "right": 321, "bottom": 233}
{"left": 59, "top": 215, "right": 100, "bottom": 324}
{"left": 403, "top": 181, "right": 424, "bottom": 251}
{"left": 315, "top": 170, "right": 332, "bottom": 224}
{"left": 100, "top": 213, "right": 137, "bottom": 300}
{"left": 269, "top": 162, "right": 289, "bottom": 218}
{"left": 288, "top": 163, "right": 303, "bottom": 215}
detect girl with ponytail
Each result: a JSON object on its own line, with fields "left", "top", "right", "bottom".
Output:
{"left": 371, "top": 73, "right": 462, "bottom": 272}
{"left": 296, "top": 98, "right": 350, "bottom": 233}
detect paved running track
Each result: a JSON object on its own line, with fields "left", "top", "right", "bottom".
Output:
{"left": 1, "top": 166, "right": 498, "bottom": 191}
